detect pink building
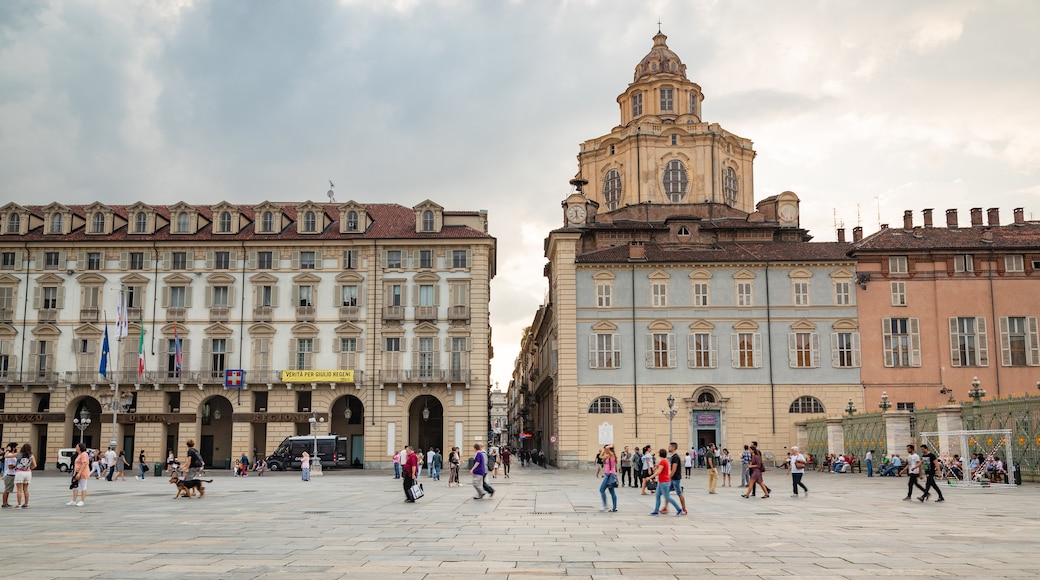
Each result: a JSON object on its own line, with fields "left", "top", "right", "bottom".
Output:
{"left": 850, "top": 207, "right": 1040, "bottom": 410}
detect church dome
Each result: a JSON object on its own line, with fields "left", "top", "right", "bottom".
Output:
{"left": 633, "top": 32, "right": 687, "bottom": 82}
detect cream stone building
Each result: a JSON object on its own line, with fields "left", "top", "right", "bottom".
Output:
{"left": 509, "top": 33, "right": 862, "bottom": 467}
{"left": 0, "top": 199, "right": 495, "bottom": 470}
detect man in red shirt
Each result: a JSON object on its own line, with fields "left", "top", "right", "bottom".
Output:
{"left": 402, "top": 446, "right": 419, "bottom": 503}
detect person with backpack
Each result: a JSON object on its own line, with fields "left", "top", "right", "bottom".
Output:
{"left": 471, "top": 443, "right": 494, "bottom": 499}
{"left": 184, "top": 439, "right": 204, "bottom": 481}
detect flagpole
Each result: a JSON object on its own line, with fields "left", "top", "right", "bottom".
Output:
{"left": 110, "top": 285, "right": 124, "bottom": 449}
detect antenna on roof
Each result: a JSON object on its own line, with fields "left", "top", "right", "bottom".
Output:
{"left": 327, "top": 180, "right": 335, "bottom": 203}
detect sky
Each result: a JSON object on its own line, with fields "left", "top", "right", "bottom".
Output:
{"left": 1, "top": 0, "right": 1038, "bottom": 392}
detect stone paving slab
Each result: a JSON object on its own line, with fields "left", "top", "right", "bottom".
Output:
{"left": 1, "top": 467, "right": 1038, "bottom": 578}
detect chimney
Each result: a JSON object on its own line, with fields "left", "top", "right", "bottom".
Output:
{"left": 852, "top": 226, "right": 863, "bottom": 242}
{"left": 970, "top": 207, "right": 983, "bottom": 227}
{"left": 902, "top": 210, "right": 913, "bottom": 230}
{"left": 1014, "top": 207, "right": 1025, "bottom": 225}
{"left": 946, "top": 209, "right": 958, "bottom": 228}
{"left": 987, "top": 208, "right": 1000, "bottom": 226}
{"left": 628, "top": 241, "right": 645, "bottom": 260}
{"left": 837, "top": 228, "right": 846, "bottom": 243}
{"left": 922, "top": 208, "right": 933, "bottom": 228}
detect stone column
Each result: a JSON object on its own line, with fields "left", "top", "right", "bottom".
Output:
{"left": 826, "top": 417, "right": 845, "bottom": 455}
{"left": 794, "top": 421, "right": 808, "bottom": 451}
{"left": 885, "top": 410, "right": 913, "bottom": 457}
{"left": 934, "top": 405, "right": 965, "bottom": 457}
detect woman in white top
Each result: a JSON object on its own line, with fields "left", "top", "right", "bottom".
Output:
{"left": 788, "top": 446, "right": 808, "bottom": 497}
{"left": 14, "top": 443, "right": 37, "bottom": 509}
{"left": 684, "top": 453, "right": 693, "bottom": 477}
{"left": 720, "top": 448, "right": 733, "bottom": 486}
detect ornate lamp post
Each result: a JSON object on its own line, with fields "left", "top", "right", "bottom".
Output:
{"left": 309, "top": 410, "right": 326, "bottom": 474}
{"left": 660, "top": 394, "right": 677, "bottom": 444}
{"left": 939, "top": 386, "right": 955, "bottom": 404}
{"left": 968, "top": 376, "right": 986, "bottom": 430}
{"left": 73, "top": 408, "right": 91, "bottom": 446}
{"left": 845, "top": 398, "right": 857, "bottom": 417}
{"left": 877, "top": 391, "right": 892, "bottom": 413}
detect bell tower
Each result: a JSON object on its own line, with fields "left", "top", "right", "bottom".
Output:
{"left": 575, "top": 32, "right": 757, "bottom": 215}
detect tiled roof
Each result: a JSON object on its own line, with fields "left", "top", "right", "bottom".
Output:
{"left": 9, "top": 202, "right": 492, "bottom": 243}
{"left": 852, "top": 223, "right": 1040, "bottom": 252}
{"left": 575, "top": 241, "right": 853, "bottom": 264}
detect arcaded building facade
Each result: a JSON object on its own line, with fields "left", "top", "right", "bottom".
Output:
{"left": 0, "top": 199, "right": 495, "bottom": 470}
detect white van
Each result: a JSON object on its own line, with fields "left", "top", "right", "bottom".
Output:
{"left": 56, "top": 448, "right": 77, "bottom": 472}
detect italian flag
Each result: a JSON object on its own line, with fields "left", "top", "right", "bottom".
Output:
{"left": 137, "top": 320, "right": 146, "bottom": 380}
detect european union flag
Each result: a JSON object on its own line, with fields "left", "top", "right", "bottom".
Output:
{"left": 99, "top": 325, "right": 110, "bottom": 378}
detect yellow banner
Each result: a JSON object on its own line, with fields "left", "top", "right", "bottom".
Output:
{"left": 281, "top": 370, "right": 355, "bottom": 383}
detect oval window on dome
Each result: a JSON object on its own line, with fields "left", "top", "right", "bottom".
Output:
{"left": 603, "top": 169, "right": 622, "bottom": 211}
{"left": 663, "top": 160, "right": 688, "bottom": 202}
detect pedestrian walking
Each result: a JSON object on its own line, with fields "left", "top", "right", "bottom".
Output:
{"left": 684, "top": 452, "right": 693, "bottom": 477}
{"left": 427, "top": 448, "right": 436, "bottom": 478}
{"left": 471, "top": 443, "right": 493, "bottom": 499}
{"left": 301, "top": 451, "right": 311, "bottom": 481}
{"left": 918, "top": 444, "right": 945, "bottom": 502}
{"left": 402, "top": 446, "right": 419, "bottom": 502}
{"left": 13, "top": 443, "right": 36, "bottom": 509}
{"left": 865, "top": 449, "right": 875, "bottom": 477}
{"left": 649, "top": 449, "right": 683, "bottom": 516}
{"left": 789, "top": 446, "right": 808, "bottom": 497}
{"left": 900, "top": 444, "right": 927, "bottom": 501}
{"left": 740, "top": 444, "right": 751, "bottom": 487}
{"left": 598, "top": 445, "right": 618, "bottom": 512}
{"left": 640, "top": 446, "right": 654, "bottom": 495}
{"left": 742, "top": 444, "right": 769, "bottom": 498}
{"left": 184, "top": 440, "right": 204, "bottom": 480}
{"left": 137, "top": 450, "right": 147, "bottom": 480}
{"left": 392, "top": 451, "right": 401, "bottom": 479}
{"left": 2, "top": 442, "right": 16, "bottom": 508}
{"left": 720, "top": 448, "right": 733, "bottom": 486}
{"left": 68, "top": 443, "right": 90, "bottom": 507}
{"left": 489, "top": 448, "right": 499, "bottom": 479}
{"left": 619, "top": 446, "right": 632, "bottom": 487}
{"left": 431, "top": 448, "right": 442, "bottom": 481}
{"left": 501, "top": 446, "right": 511, "bottom": 478}
{"left": 668, "top": 442, "right": 688, "bottom": 514}
{"left": 104, "top": 446, "right": 117, "bottom": 481}
{"left": 706, "top": 443, "right": 718, "bottom": 494}
{"left": 114, "top": 450, "right": 129, "bottom": 481}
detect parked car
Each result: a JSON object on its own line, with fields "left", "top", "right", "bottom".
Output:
{"left": 56, "top": 448, "right": 77, "bottom": 472}
{"left": 265, "top": 436, "right": 348, "bottom": 471}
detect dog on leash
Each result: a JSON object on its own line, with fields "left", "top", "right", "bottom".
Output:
{"left": 169, "top": 475, "right": 213, "bottom": 498}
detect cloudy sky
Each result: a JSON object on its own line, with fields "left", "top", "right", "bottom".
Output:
{"left": 2, "top": 0, "right": 1038, "bottom": 390}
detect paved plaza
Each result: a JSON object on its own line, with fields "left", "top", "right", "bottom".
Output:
{"left": 2, "top": 463, "right": 1038, "bottom": 578}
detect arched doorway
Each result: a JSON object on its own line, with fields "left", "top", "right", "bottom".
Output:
{"left": 68, "top": 397, "right": 103, "bottom": 449}
{"left": 331, "top": 395, "right": 365, "bottom": 468}
{"left": 408, "top": 394, "right": 443, "bottom": 454}
{"left": 200, "top": 396, "right": 234, "bottom": 469}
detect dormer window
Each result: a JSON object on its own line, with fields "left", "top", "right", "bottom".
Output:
{"left": 262, "top": 211, "right": 274, "bottom": 233}
{"left": 91, "top": 213, "right": 104, "bottom": 233}
{"left": 219, "top": 212, "right": 231, "bottom": 233}
{"left": 422, "top": 210, "right": 434, "bottom": 232}
{"left": 304, "top": 211, "right": 316, "bottom": 232}
{"left": 177, "top": 212, "right": 190, "bottom": 233}
{"left": 135, "top": 212, "right": 147, "bottom": 233}
{"left": 50, "top": 214, "right": 62, "bottom": 234}
{"left": 346, "top": 211, "right": 358, "bottom": 231}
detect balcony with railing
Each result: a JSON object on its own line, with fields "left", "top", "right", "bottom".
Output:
{"left": 339, "top": 305, "right": 360, "bottom": 322}
{"left": 79, "top": 307, "right": 100, "bottom": 323}
{"left": 166, "top": 307, "right": 186, "bottom": 323}
{"left": 209, "top": 307, "right": 229, "bottom": 322}
{"left": 295, "top": 305, "right": 315, "bottom": 322}
{"left": 414, "top": 306, "right": 438, "bottom": 321}
{"left": 383, "top": 305, "right": 404, "bottom": 321}
{"left": 252, "top": 306, "right": 272, "bottom": 322}
{"left": 447, "top": 305, "right": 469, "bottom": 321}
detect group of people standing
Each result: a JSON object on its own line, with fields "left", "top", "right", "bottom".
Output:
{"left": 2, "top": 442, "right": 36, "bottom": 509}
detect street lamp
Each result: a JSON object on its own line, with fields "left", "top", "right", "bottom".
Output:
{"left": 660, "top": 394, "right": 677, "bottom": 444}
{"left": 73, "top": 408, "right": 91, "bottom": 446}
{"left": 939, "top": 386, "right": 955, "bottom": 404}
{"left": 100, "top": 391, "right": 134, "bottom": 448}
{"left": 968, "top": 376, "right": 986, "bottom": 403}
{"left": 845, "top": 398, "right": 857, "bottom": 416}
{"left": 344, "top": 405, "right": 353, "bottom": 422}
{"left": 877, "top": 391, "right": 892, "bottom": 412}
